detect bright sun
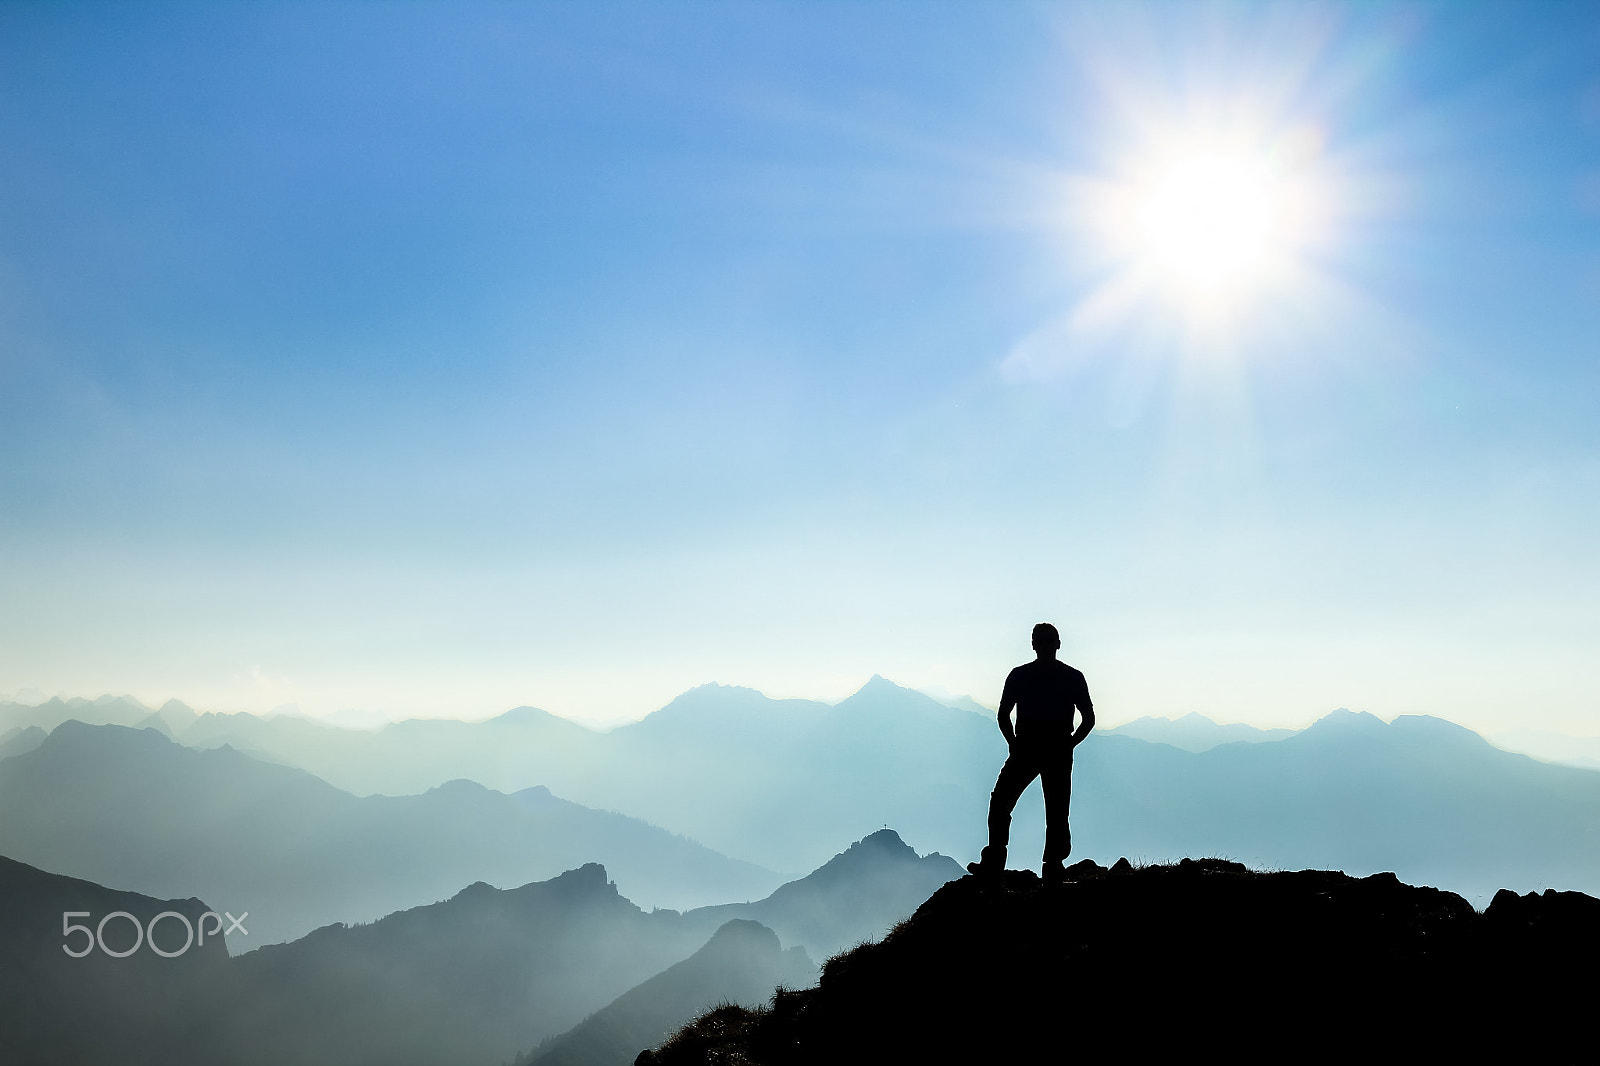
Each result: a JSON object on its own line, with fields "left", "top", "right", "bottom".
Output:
{"left": 1137, "top": 153, "right": 1279, "bottom": 291}
{"left": 1096, "top": 137, "right": 1320, "bottom": 317}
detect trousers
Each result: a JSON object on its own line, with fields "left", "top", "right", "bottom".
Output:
{"left": 984, "top": 735, "right": 1074, "bottom": 866}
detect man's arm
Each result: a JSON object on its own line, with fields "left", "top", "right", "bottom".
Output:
{"left": 1071, "top": 676, "right": 1095, "bottom": 747}
{"left": 997, "top": 671, "right": 1017, "bottom": 747}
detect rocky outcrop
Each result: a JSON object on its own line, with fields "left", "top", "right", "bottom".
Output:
{"left": 641, "top": 858, "right": 1600, "bottom": 1064}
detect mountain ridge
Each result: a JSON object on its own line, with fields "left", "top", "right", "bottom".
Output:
{"left": 214, "top": 860, "right": 718, "bottom": 1066}
{"left": 0, "top": 721, "right": 776, "bottom": 943}
{"left": 1103, "top": 710, "right": 1297, "bottom": 751}
{"left": 1, "top": 825, "right": 955, "bottom": 1066}
{"left": 9, "top": 684, "right": 1600, "bottom": 902}
{"left": 519, "top": 919, "right": 815, "bottom": 1066}
{"left": 682, "top": 828, "right": 962, "bottom": 958}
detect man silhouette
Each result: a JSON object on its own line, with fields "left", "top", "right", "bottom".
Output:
{"left": 969, "top": 622, "right": 1095, "bottom": 884}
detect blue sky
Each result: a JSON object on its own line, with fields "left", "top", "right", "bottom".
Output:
{"left": 1, "top": 1, "right": 1597, "bottom": 732}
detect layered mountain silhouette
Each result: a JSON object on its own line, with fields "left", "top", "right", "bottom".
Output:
{"left": 0, "top": 827, "right": 954, "bottom": 1066}
{"left": 0, "top": 721, "right": 774, "bottom": 943}
{"left": 685, "top": 828, "right": 962, "bottom": 958}
{"left": 218, "top": 681, "right": 1600, "bottom": 901}
{"left": 180, "top": 699, "right": 605, "bottom": 792}
{"left": 0, "top": 723, "right": 46, "bottom": 759}
{"left": 517, "top": 919, "right": 815, "bottom": 1066}
{"left": 210, "top": 830, "right": 947, "bottom": 1065}
{"left": 1073, "top": 708, "right": 1600, "bottom": 902}
{"left": 11, "top": 682, "right": 1600, "bottom": 905}
{"left": 0, "top": 855, "right": 229, "bottom": 1066}
{"left": 215, "top": 864, "right": 725, "bottom": 1066}
{"left": 643, "top": 859, "right": 1600, "bottom": 1065}
{"left": 10, "top": 684, "right": 1600, "bottom": 1066}
{"left": 1, "top": 694, "right": 183, "bottom": 733}
{"left": 85, "top": 678, "right": 996, "bottom": 875}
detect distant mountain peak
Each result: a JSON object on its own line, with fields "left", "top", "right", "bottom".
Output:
{"left": 685, "top": 828, "right": 964, "bottom": 960}
{"left": 552, "top": 862, "right": 612, "bottom": 892}
{"left": 493, "top": 705, "right": 596, "bottom": 732}
{"left": 1305, "top": 707, "right": 1388, "bottom": 734}
{"left": 805, "top": 829, "right": 925, "bottom": 881}
{"left": 701, "top": 916, "right": 782, "bottom": 952}
{"left": 647, "top": 683, "right": 782, "bottom": 720}
{"left": 487, "top": 863, "right": 620, "bottom": 906}
{"left": 428, "top": 777, "right": 490, "bottom": 797}
{"left": 91, "top": 693, "right": 147, "bottom": 709}
{"left": 837, "top": 675, "right": 946, "bottom": 712}
{"left": 855, "top": 828, "right": 911, "bottom": 853}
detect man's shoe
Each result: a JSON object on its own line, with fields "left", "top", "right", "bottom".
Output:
{"left": 967, "top": 845, "right": 1006, "bottom": 878}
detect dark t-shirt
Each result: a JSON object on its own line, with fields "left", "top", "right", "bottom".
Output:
{"left": 1002, "top": 659, "right": 1092, "bottom": 739}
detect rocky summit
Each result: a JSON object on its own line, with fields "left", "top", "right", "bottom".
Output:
{"left": 641, "top": 858, "right": 1600, "bottom": 1065}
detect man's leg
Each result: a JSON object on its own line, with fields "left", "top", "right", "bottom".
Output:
{"left": 980, "top": 749, "right": 1040, "bottom": 871}
{"left": 1039, "top": 748, "right": 1075, "bottom": 867}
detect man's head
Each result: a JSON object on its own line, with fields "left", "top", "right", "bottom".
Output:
{"left": 1031, "top": 622, "right": 1061, "bottom": 655}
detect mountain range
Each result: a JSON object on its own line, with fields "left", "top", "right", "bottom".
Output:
{"left": 0, "top": 721, "right": 775, "bottom": 943}
{"left": 0, "top": 828, "right": 956, "bottom": 1066}
{"left": 216, "top": 864, "right": 723, "bottom": 1066}
{"left": 214, "top": 827, "right": 953, "bottom": 1066}
{"left": 8, "top": 680, "right": 1600, "bottom": 908}
{"left": 1072, "top": 707, "right": 1600, "bottom": 903}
